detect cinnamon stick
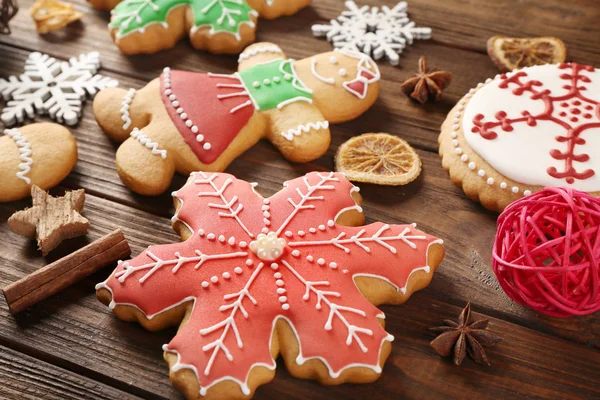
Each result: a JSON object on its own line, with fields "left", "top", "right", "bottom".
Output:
{"left": 3, "top": 229, "right": 131, "bottom": 315}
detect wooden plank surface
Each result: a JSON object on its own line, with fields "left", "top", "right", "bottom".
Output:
{"left": 0, "top": 0, "right": 599, "bottom": 399}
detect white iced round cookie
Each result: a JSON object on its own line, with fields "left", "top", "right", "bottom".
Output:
{"left": 439, "top": 62, "right": 600, "bottom": 211}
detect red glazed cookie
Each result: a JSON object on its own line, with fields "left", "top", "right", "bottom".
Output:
{"left": 96, "top": 172, "right": 444, "bottom": 399}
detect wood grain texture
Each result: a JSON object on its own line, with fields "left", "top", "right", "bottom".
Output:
{"left": 0, "top": 0, "right": 599, "bottom": 398}
{"left": 0, "top": 344, "right": 144, "bottom": 400}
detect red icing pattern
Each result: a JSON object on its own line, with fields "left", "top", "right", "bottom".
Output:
{"left": 160, "top": 71, "right": 255, "bottom": 165}
{"left": 98, "top": 172, "right": 442, "bottom": 395}
{"left": 471, "top": 63, "right": 600, "bottom": 184}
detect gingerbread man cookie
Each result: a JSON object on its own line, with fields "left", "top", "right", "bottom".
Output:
{"left": 93, "top": 43, "right": 381, "bottom": 195}
{"left": 87, "top": 0, "right": 312, "bottom": 54}
{"left": 96, "top": 171, "right": 444, "bottom": 400}
{"left": 0, "top": 123, "right": 78, "bottom": 202}
{"left": 440, "top": 63, "right": 600, "bottom": 211}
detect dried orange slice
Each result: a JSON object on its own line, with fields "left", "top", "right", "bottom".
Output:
{"left": 30, "top": 0, "right": 83, "bottom": 34}
{"left": 487, "top": 36, "right": 567, "bottom": 72}
{"left": 335, "top": 133, "right": 422, "bottom": 186}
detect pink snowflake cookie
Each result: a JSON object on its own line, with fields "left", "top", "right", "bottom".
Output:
{"left": 96, "top": 171, "right": 444, "bottom": 399}
{"left": 440, "top": 62, "right": 600, "bottom": 212}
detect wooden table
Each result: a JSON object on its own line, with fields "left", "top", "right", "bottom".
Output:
{"left": 1, "top": 0, "right": 599, "bottom": 399}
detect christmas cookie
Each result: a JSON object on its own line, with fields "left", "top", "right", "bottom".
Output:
{"left": 439, "top": 63, "right": 600, "bottom": 212}
{"left": 93, "top": 43, "right": 381, "bottom": 195}
{"left": 96, "top": 171, "right": 444, "bottom": 400}
{"left": 87, "top": 0, "right": 312, "bottom": 55}
{"left": 0, "top": 123, "right": 78, "bottom": 202}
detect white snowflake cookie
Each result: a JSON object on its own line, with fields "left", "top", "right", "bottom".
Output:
{"left": 312, "top": 1, "right": 432, "bottom": 66}
{"left": 96, "top": 171, "right": 444, "bottom": 400}
{"left": 0, "top": 52, "right": 118, "bottom": 126}
{"left": 439, "top": 62, "right": 600, "bottom": 211}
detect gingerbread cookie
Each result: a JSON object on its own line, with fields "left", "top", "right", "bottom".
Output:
{"left": 439, "top": 63, "right": 600, "bottom": 212}
{"left": 96, "top": 171, "right": 444, "bottom": 400}
{"left": 0, "top": 123, "right": 78, "bottom": 202}
{"left": 87, "top": 0, "right": 311, "bottom": 54}
{"left": 93, "top": 43, "right": 381, "bottom": 195}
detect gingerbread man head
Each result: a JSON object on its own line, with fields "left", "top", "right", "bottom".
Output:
{"left": 93, "top": 43, "right": 381, "bottom": 196}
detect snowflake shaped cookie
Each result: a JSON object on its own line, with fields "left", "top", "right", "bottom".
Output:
{"left": 96, "top": 172, "right": 444, "bottom": 399}
{"left": 312, "top": 1, "right": 432, "bottom": 66}
{"left": 0, "top": 52, "right": 118, "bottom": 126}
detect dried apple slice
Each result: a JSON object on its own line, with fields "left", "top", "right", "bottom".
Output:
{"left": 30, "top": 0, "right": 83, "bottom": 34}
{"left": 335, "top": 133, "right": 422, "bottom": 186}
{"left": 487, "top": 36, "right": 567, "bottom": 72}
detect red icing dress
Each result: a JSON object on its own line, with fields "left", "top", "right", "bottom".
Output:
{"left": 160, "top": 59, "right": 313, "bottom": 165}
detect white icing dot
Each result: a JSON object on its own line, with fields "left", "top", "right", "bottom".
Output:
{"left": 329, "top": 56, "right": 338, "bottom": 64}
{"left": 461, "top": 154, "right": 468, "bottom": 162}
{"left": 246, "top": 259, "right": 253, "bottom": 266}
{"left": 284, "top": 74, "right": 292, "bottom": 80}
{"left": 309, "top": 228, "right": 317, "bottom": 233}
{"left": 468, "top": 162, "right": 476, "bottom": 170}
{"left": 192, "top": 126, "right": 199, "bottom": 133}
{"left": 198, "top": 229, "right": 205, "bottom": 236}
{"left": 222, "top": 272, "right": 231, "bottom": 279}
{"left": 239, "top": 241, "right": 247, "bottom": 248}
{"left": 210, "top": 276, "right": 218, "bottom": 283}
{"left": 202, "top": 281, "right": 209, "bottom": 288}
{"left": 284, "top": 231, "right": 293, "bottom": 237}
{"left": 253, "top": 81, "right": 260, "bottom": 88}
{"left": 263, "top": 199, "right": 270, "bottom": 204}
{"left": 169, "top": 94, "right": 176, "bottom": 101}
{"left": 276, "top": 279, "right": 285, "bottom": 286}
{"left": 180, "top": 113, "right": 187, "bottom": 120}
{"left": 329, "top": 262, "right": 337, "bottom": 269}
{"left": 203, "top": 142, "right": 212, "bottom": 150}
{"left": 318, "top": 224, "right": 326, "bottom": 231}
{"left": 276, "top": 288, "right": 286, "bottom": 294}
{"left": 234, "top": 267, "right": 243, "bottom": 274}
{"left": 500, "top": 182, "right": 507, "bottom": 189}
{"left": 327, "top": 220, "right": 335, "bottom": 227}
{"left": 298, "top": 231, "right": 305, "bottom": 236}
{"left": 274, "top": 272, "right": 282, "bottom": 279}
{"left": 306, "top": 255, "right": 314, "bottom": 262}
{"left": 512, "top": 186, "right": 519, "bottom": 194}
{"left": 338, "top": 68, "right": 347, "bottom": 77}
{"left": 451, "top": 132, "right": 457, "bottom": 139}
{"left": 279, "top": 296, "right": 287, "bottom": 303}
{"left": 196, "top": 134, "right": 204, "bottom": 142}
{"left": 487, "top": 177, "right": 495, "bottom": 185}
{"left": 263, "top": 78, "right": 271, "bottom": 85}
{"left": 218, "top": 235, "right": 225, "bottom": 242}
{"left": 478, "top": 169, "right": 485, "bottom": 177}
{"left": 228, "top": 236, "right": 235, "bottom": 245}
{"left": 273, "top": 77, "right": 281, "bottom": 83}
{"left": 185, "top": 120, "right": 193, "bottom": 127}
{"left": 176, "top": 107, "right": 183, "bottom": 114}
{"left": 207, "top": 233, "right": 216, "bottom": 240}
{"left": 452, "top": 140, "right": 459, "bottom": 147}
{"left": 452, "top": 124, "right": 460, "bottom": 131}
{"left": 455, "top": 148, "right": 463, "bottom": 155}
{"left": 291, "top": 250, "right": 300, "bottom": 257}
{"left": 172, "top": 100, "right": 179, "bottom": 107}
{"left": 165, "top": 89, "right": 172, "bottom": 95}
{"left": 271, "top": 263, "right": 279, "bottom": 270}
{"left": 524, "top": 190, "right": 532, "bottom": 196}
{"left": 317, "top": 258, "right": 325, "bottom": 265}
{"left": 281, "top": 304, "right": 290, "bottom": 310}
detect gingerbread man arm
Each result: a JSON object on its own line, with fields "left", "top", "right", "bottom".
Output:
{"left": 238, "top": 42, "right": 287, "bottom": 71}
{"left": 264, "top": 101, "right": 331, "bottom": 163}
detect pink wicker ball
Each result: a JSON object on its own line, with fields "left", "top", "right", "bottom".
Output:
{"left": 492, "top": 187, "right": 600, "bottom": 317}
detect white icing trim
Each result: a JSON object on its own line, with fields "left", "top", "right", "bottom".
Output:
{"left": 130, "top": 128, "right": 167, "bottom": 159}
{"left": 120, "top": 88, "right": 136, "bottom": 130}
{"left": 163, "top": 67, "right": 213, "bottom": 150}
{"left": 171, "top": 189, "right": 196, "bottom": 236}
{"left": 4, "top": 128, "right": 33, "bottom": 184}
{"left": 311, "top": 57, "right": 335, "bottom": 85}
{"left": 280, "top": 120, "right": 329, "bottom": 141}
{"left": 238, "top": 45, "right": 282, "bottom": 63}
{"left": 452, "top": 77, "right": 535, "bottom": 197}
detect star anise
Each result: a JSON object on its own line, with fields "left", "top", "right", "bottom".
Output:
{"left": 400, "top": 56, "right": 452, "bottom": 104}
{"left": 430, "top": 302, "right": 502, "bottom": 366}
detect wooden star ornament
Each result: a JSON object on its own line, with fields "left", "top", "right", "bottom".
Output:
{"left": 8, "top": 186, "right": 90, "bottom": 255}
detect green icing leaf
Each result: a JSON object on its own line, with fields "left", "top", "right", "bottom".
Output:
{"left": 110, "top": 0, "right": 256, "bottom": 37}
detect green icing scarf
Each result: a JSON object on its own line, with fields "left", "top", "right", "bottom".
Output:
{"left": 239, "top": 59, "right": 313, "bottom": 111}
{"left": 110, "top": 0, "right": 256, "bottom": 38}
